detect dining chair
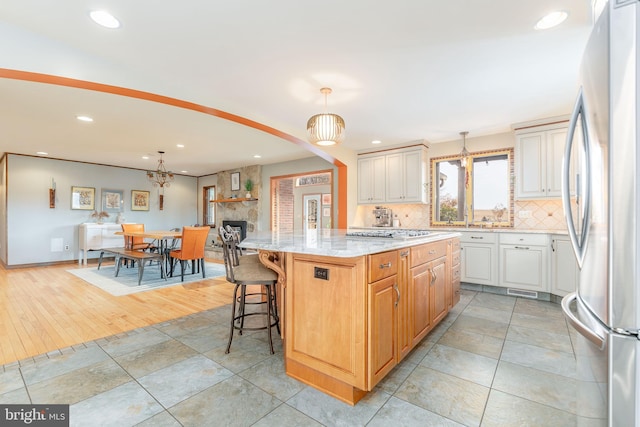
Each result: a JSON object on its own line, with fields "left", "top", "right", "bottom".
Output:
{"left": 219, "top": 226, "right": 279, "bottom": 354}
{"left": 120, "top": 223, "right": 156, "bottom": 268}
{"left": 121, "top": 223, "right": 154, "bottom": 251}
{"left": 169, "top": 226, "right": 210, "bottom": 281}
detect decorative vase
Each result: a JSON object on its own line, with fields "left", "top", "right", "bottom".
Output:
{"left": 245, "top": 192, "right": 252, "bottom": 199}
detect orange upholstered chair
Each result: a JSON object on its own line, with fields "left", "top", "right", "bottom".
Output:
{"left": 169, "top": 226, "right": 210, "bottom": 281}
{"left": 121, "top": 223, "right": 153, "bottom": 251}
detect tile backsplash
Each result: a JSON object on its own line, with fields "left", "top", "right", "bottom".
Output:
{"left": 353, "top": 199, "right": 569, "bottom": 231}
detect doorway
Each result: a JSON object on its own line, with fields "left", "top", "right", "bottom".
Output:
{"left": 270, "top": 170, "right": 333, "bottom": 232}
{"left": 303, "top": 194, "right": 321, "bottom": 230}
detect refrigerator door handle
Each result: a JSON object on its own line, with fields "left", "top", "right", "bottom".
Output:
{"left": 561, "top": 292, "right": 606, "bottom": 349}
{"left": 562, "top": 88, "right": 592, "bottom": 268}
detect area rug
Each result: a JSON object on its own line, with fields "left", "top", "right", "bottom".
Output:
{"left": 68, "top": 262, "right": 228, "bottom": 296}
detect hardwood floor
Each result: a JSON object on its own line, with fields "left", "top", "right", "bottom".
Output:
{"left": 0, "top": 259, "right": 234, "bottom": 366}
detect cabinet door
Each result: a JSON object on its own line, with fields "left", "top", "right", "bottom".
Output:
{"left": 402, "top": 150, "right": 424, "bottom": 202}
{"left": 546, "top": 128, "right": 568, "bottom": 197}
{"left": 552, "top": 237, "right": 579, "bottom": 296}
{"left": 102, "top": 225, "right": 124, "bottom": 248}
{"left": 368, "top": 275, "right": 397, "bottom": 386}
{"left": 410, "top": 263, "right": 431, "bottom": 346}
{"left": 386, "top": 151, "right": 424, "bottom": 203}
{"left": 358, "top": 156, "right": 386, "bottom": 204}
{"left": 516, "top": 131, "right": 546, "bottom": 199}
{"left": 385, "top": 153, "right": 404, "bottom": 202}
{"left": 85, "top": 226, "right": 103, "bottom": 249}
{"left": 397, "top": 249, "right": 411, "bottom": 361}
{"left": 460, "top": 243, "right": 497, "bottom": 285}
{"left": 499, "top": 244, "right": 549, "bottom": 292}
{"left": 430, "top": 257, "right": 448, "bottom": 326}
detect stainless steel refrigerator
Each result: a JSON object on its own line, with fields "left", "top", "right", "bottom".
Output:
{"left": 561, "top": 0, "right": 639, "bottom": 425}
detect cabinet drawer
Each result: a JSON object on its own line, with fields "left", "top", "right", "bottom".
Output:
{"left": 451, "top": 250, "right": 461, "bottom": 266}
{"left": 369, "top": 251, "right": 398, "bottom": 282}
{"left": 499, "top": 233, "right": 548, "bottom": 246}
{"left": 411, "top": 241, "right": 447, "bottom": 267}
{"left": 452, "top": 264, "right": 461, "bottom": 282}
{"left": 451, "top": 239, "right": 461, "bottom": 252}
{"left": 459, "top": 232, "right": 497, "bottom": 243}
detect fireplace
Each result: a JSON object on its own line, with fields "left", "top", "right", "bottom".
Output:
{"left": 222, "top": 220, "right": 247, "bottom": 242}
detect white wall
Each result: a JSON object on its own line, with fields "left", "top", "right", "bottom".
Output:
{"left": 6, "top": 154, "right": 198, "bottom": 266}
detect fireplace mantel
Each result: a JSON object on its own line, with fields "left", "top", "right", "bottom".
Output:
{"left": 211, "top": 197, "right": 258, "bottom": 203}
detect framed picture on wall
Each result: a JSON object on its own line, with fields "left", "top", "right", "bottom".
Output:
{"left": 71, "top": 186, "right": 95, "bottom": 210}
{"left": 101, "top": 188, "right": 124, "bottom": 213}
{"left": 231, "top": 172, "right": 240, "bottom": 191}
{"left": 322, "top": 193, "right": 332, "bottom": 205}
{"left": 131, "top": 190, "right": 150, "bottom": 211}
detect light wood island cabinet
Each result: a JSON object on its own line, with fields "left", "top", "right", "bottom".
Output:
{"left": 254, "top": 233, "right": 460, "bottom": 405}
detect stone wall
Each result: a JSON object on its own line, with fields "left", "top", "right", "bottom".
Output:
{"left": 215, "top": 165, "right": 261, "bottom": 236}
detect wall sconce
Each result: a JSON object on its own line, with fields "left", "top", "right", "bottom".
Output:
{"left": 49, "top": 178, "right": 56, "bottom": 208}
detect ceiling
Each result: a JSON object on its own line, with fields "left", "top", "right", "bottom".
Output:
{"left": 0, "top": 0, "right": 594, "bottom": 176}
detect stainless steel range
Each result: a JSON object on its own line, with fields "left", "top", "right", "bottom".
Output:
{"left": 346, "top": 229, "right": 434, "bottom": 239}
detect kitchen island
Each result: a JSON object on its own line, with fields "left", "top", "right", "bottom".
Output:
{"left": 241, "top": 229, "right": 461, "bottom": 405}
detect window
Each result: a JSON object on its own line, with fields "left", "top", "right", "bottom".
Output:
{"left": 203, "top": 185, "right": 216, "bottom": 226}
{"left": 431, "top": 149, "right": 513, "bottom": 226}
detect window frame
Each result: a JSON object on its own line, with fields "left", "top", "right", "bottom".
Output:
{"left": 203, "top": 185, "right": 216, "bottom": 227}
{"left": 430, "top": 148, "right": 514, "bottom": 227}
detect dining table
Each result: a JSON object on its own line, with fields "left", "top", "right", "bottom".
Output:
{"left": 115, "top": 229, "right": 182, "bottom": 277}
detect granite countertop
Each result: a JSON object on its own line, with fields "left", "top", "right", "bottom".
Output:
{"left": 240, "top": 229, "right": 461, "bottom": 258}
{"left": 350, "top": 226, "right": 568, "bottom": 235}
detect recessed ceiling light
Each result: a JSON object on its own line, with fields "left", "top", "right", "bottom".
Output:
{"left": 76, "top": 115, "right": 93, "bottom": 122}
{"left": 142, "top": 155, "right": 150, "bottom": 160}
{"left": 89, "top": 10, "right": 121, "bottom": 29}
{"left": 181, "top": 170, "right": 188, "bottom": 174}
{"left": 36, "top": 151, "right": 48, "bottom": 155}
{"left": 371, "top": 140, "right": 382, "bottom": 144}
{"left": 534, "top": 11, "right": 568, "bottom": 30}
{"left": 176, "top": 144, "right": 184, "bottom": 148}
{"left": 253, "top": 154, "right": 262, "bottom": 158}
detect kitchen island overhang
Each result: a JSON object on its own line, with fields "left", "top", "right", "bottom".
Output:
{"left": 241, "top": 229, "right": 461, "bottom": 405}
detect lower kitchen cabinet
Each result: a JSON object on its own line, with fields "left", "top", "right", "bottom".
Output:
{"left": 368, "top": 274, "right": 398, "bottom": 385}
{"left": 499, "top": 233, "right": 549, "bottom": 293}
{"left": 460, "top": 231, "right": 498, "bottom": 285}
{"left": 551, "top": 234, "right": 579, "bottom": 296}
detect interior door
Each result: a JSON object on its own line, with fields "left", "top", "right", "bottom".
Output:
{"left": 303, "top": 194, "right": 321, "bottom": 230}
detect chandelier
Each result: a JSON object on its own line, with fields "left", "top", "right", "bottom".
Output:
{"left": 146, "top": 151, "right": 174, "bottom": 188}
{"left": 459, "top": 131, "right": 470, "bottom": 168}
{"left": 307, "top": 87, "right": 345, "bottom": 146}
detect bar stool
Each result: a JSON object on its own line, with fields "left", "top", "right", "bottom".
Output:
{"left": 219, "top": 226, "right": 280, "bottom": 354}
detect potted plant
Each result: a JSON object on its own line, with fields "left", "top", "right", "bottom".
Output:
{"left": 244, "top": 179, "right": 253, "bottom": 199}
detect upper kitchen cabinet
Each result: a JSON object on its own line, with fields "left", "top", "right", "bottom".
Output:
{"left": 358, "top": 156, "right": 386, "bottom": 204}
{"left": 358, "top": 145, "right": 428, "bottom": 205}
{"left": 515, "top": 125, "right": 569, "bottom": 199}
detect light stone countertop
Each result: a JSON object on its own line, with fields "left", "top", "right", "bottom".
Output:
{"left": 240, "top": 229, "right": 461, "bottom": 258}
{"left": 350, "top": 226, "right": 568, "bottom": 235}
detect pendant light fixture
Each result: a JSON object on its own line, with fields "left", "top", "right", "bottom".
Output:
{"left": 146, "top": 151, "right": 174, "bottom": 188}
{"left": 459, "top": 131, "right": 470, "bottom": 168}
{"left": 146, "top": 151, "right": 174, "bottom": 211}
{"left": 307, "top": 87, "right": 345, "bottom": 146}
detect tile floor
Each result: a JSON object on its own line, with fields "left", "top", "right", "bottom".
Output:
{"left": 0, "top": 290, "right": 579, "bottom": 426}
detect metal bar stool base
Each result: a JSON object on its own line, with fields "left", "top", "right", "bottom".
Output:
{"left": 225, "top": 283, "right": 279, "bottom": 355}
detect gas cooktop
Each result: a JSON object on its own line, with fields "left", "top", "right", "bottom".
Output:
{"left": 345, "top": 229, "right": 434, "bottom": 239}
